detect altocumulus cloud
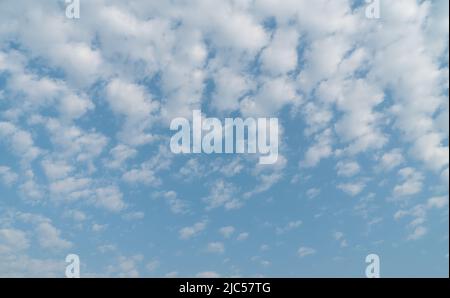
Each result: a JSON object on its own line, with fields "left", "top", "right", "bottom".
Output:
{"left": 0, "top": 0, "right": 448, "bottom": 277}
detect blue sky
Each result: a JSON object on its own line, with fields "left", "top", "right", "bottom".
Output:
{"left": 0, "top": 0, "right": 448, "bottom": 277}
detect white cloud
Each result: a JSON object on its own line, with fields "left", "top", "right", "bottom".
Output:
{"left": 35, "top": 222, "right": 72, "bottom": 251}
{"left": 395, "top": 195, "right": 448, "bottom": 240}
{"left": 179, "top": 220, "right": 207, "bottom": 240}
{"left": 298, "top": 246, "right": 316, "bottom": 258}
{"left": 0, "top": 254, "right": 65, "bottom": 277}
{"left": 427, "top": 196, "right": 449, "bottom": 209}
{"left": 18, "top": 170, "right": 44, "bottom": 202}
{"left": 260, "top": 244, "right": 270, "bottom": 251}
{"left": 196, "top": 271, "right": 220, "bottom": 278}
{"left": 108, "top": 255, "right": 143, "bottom": 278}
{"left": 206, "top": 242, "right": 225, "bottom": 254}
{"left": 336, "top": 161, "right": 360, "bottom": 177}
{"left": 393, "top": 167, "right": 424, "bottom": 197}
{"left": 241, "top": 76, "right": 299, "bottom": 117}
{"left": 218, "top": 158, "right": 244, "bottom": 177}
{"left": 333, "top": 231, "right": 348, "bottom": 248}
{"left": 157, "top": 191, "right": 189, "bottom": 215}
{"left": 105, "top": 79, "right": 159, "bottom": 146}
{"left": 97, "top": 244, "right": 117, "bottom": 254}
{"left": 407, "top": 226, "right": 428, "bottom": 241}
{"left": 0, "top": 166, "right": 18, "bottom": 186}
{"left": 94, "top": 186, "right": 126, "bottom": 212}
{"left": 177, "top": 158, "right": 206, "bottom": 181}
{"left": 260, "top": 26, "right": 299, "bottom": 75}
{"left": 122, "top": 211, "right": 145, "bottom": 221}
{"left": 333, "top": 80, "right": 387, "bottom": 155}
{"left": 165, "top": 271, "right": 179, "bottom": 278}
{"left": 122, "top": 168, "right": 159, "bottom": 186}
{"left": 441, "top": 168, "right": 449, "bottom": 188}
{"left": 0, "top": 228, "right": 29, "bottom": 253}
{"left": 219, "top": 226, "right": 235, "bottom": 239}
{"left": 410, "top": 133, "right": 449, "bottom": 171}
{"left": 203, "top": 180, "right": 241, "bottom": 210}
{"left": 49, "top": 176, "right": 92, "bottom": 202}
{"left": 301, "top": 101, "right": 333, "bottom": 136}
{"left": 58, "top": 93, "right": 94, "bottom": 121}
{"left": 0, "top": 122, "right": 41, "bottom": 164}
{"left": 63, "top": 210, "right": 86, "bottom": 222}
{"left": 276, "top": 220, "right": 302, "bottom": 234}
{"left": 0, "top": 50, "right": 94, "bottom": 121}
{"left": 0, "top": 213, "right": 66, "bottom": 277}
{"left": 337, "top": 181, "right": 366, "bottom": 197}
{"left": 41, "top": 159, "right": 73, "bottom": 180}
{"left": 368, "top": 0, "right": 448, "bottom": 171}
{"left": 0, "top": 0, "right": 448, "bottom": 277}
{"left": 245, "top": 155, "right": 287, "bottom": 198}
{"left": 105, "top": 144, "right": 137, "bottom": 170}
{"left": 378, "top": 149, "right": 404, "bottom": 171}
{"left": 306, "top": 188, "right": 321, "bottom": 200}
{"left": 14, "top": 212, "right": 72, "bottom": 251}
{"left": 44, "top": 119, "right": 108, "bottom": 167}
{"left": 236, "top": 232, "right": 249, "bottom": 241}
{"left": 92, "top": 223, "right": 108, "bottom": 233}
{"left": 211, "top": 68, "right": 252, "bottom": 112}
{"left": 301, "top": 128, "right": 333, "bottom": 168}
